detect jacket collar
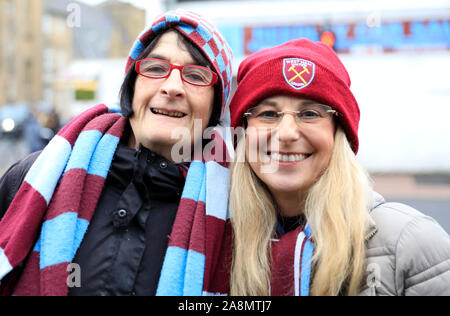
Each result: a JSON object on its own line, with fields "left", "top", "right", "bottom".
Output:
{"left": 365, "top": 191, "right": 385, "bottom": 241}
{"left": 107, "top": 142, "right": 187, "bottom": 200}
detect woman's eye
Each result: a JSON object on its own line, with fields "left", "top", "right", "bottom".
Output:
{"left": 300, "top": 110, "right": 321, "bottom": 119}
{"left": 147, "top": 66, "right": 166, "bottom": 73}
{"left": 258, "top": 111, "right": 278, "bottom": 118}
{"left": 185, "top": 72, "right": 205, "bottom": 81}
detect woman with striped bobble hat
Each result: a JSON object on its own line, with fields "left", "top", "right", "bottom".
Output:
{"left": 0, "top": 10, "right": 234, "bottom": 296}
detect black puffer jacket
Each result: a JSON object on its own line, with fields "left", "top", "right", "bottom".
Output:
{"left": 0, "top": 142, "right": 188, "bottom": 296}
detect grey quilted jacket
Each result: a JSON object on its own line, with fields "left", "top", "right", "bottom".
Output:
{"left": 358, "top": 192, "right": 450, "bottom": 296}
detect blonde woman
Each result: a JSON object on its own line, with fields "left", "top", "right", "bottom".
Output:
{"left": 226, "top": 39, "right": 450, "bottom": 296}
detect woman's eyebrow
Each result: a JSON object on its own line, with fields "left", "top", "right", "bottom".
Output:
{"left": 259, "top": 99, "right": 322, "bottom": 108}
{"left": 146, "top": 53, "right": 169, "bottom": 61}
{"left": 145, "top": 53, "right": 198, "bottom": 66}
{"left": 299, "top": 100, "right": 321, "bottom": 106}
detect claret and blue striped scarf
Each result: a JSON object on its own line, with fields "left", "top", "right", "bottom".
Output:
{"left": 0, "top": 104, "right": 232, "bottom": 296}
{"left": 0, "top": 9, "right": 234, "bottom": 296}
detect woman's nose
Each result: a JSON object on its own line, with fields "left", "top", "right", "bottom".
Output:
{"left": 160, "top": 69, "right": 185, "bottom": 98}
{"left": 276, "top": 114, "right": 301, "bottom": 143}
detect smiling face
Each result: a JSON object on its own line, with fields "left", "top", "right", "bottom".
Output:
{"left": 245, "top": 95, "right": 336, "bottom": 212}
{"left": 128, "top": 30, "right": 215, "bottom": 160}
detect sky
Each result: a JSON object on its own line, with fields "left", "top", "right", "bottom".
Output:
{"left": 77, "top": 0, "right": 163, "bottom": 23}
{"left": 77, "top": 0, "right": 148, "bottom": 10}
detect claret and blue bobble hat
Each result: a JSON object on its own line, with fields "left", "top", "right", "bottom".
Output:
{"left": 125, "top": 9, "right": 234, "bottom": 120}
{"left": 229, "top": 38, "right": 360, "bottom": 154}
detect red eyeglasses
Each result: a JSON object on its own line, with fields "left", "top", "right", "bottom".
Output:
{"left": 135, "top": 58, "right": 218, "bottom": 87}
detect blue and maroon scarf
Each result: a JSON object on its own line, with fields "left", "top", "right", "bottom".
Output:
{"left": 0, "top": 104, "right": 232, "bottom": 296}
{"left": 270, "top": 224, "right": 314, "bottom": 296}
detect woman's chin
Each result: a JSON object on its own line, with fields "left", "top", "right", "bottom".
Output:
{"left": 264, "top": 177, "right": 307, "bottom": 195}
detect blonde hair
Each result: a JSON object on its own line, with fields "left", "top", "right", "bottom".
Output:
{"left": 229, "top": 127, "right": 372, "bottom": 296}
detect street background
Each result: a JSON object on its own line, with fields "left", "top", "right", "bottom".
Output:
{"left": 1, "top": 0, "right": 449, "bottom": 232}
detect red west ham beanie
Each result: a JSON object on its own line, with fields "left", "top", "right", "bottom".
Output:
{"left": 229, "top": 38, "right": 360, "bottom": 154}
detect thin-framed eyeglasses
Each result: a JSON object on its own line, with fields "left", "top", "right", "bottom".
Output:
{"left": 243, "top": 103, "right": 338, "bottom": 127}
{"left": 135, "top": 58, "right": 218, "bottom": 87}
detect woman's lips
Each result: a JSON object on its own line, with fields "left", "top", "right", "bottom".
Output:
{"left": 267, "top": 152, "right": 312, "bottom": 163}
{"left": 150, "top": 107, "right": 187, "bottom": 118}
